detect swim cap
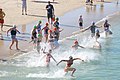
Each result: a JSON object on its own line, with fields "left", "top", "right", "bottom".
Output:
{"left": 39, "top": 20, "right": 42, "bottom": 23}
{"left": 96, "top": 29, "right": 99, "bottom": 33}
{"left": 38, "top": 34, "right": 42, "bottom": 37}
{"left": 92, "top": 22, "right": 95, "bottom": 25}
{"left": 69, "top": 56, "right": 73, "bottom": 59}
{"left": 56, "top": 17, "right": 59, "bottom": 20}
{"left": 48, "top": 30, "right": 52, "bottom": 33}
{"left": 53, "top": 27, "right": 57, "bottom": 31}
{"left": 74, "top": 40, "right": 78, "bottom": 44}
{"left": 34, "top": 25, "right": 37, "bottom": 29}
{"left": 13, "top": 25, "right": 16, "bottom": 28}
{"left": 46, "top": 23, "right": 49, "bottom": 26}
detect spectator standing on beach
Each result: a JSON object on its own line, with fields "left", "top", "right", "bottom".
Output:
{"left": 0, "top": 8, "right": 5, "bottom": 31}
{"left": 78, "top": 15, "right": 83, "bottom": 29}
{"left": 7, "top": 25, "right": 20, "bottom": 50}
{"left": 46, "top": 1, "right": 54, "bottom": 24}
{"left": 22, "top": 0, "right": 27, "bottom": 15}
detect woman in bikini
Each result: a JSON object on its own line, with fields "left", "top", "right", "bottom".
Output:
{"left": 57, "top": 56, "right": 84, "bottom": 77}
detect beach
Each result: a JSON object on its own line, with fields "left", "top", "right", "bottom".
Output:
{"left": 0, "top": 0, "right": 120, "bottom": 79}
{"left": 0, "top": 0, "right": 115, "bottom": 58}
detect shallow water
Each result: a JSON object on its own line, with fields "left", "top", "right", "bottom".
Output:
{"left": 0, "top": 1, "right": 120, "bottom": 80}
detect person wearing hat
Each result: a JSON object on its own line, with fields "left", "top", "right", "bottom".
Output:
{"left": 42, "top": 23, "right": 49, "bottom": 42}
{"left": 7, "top": 25, "right": 20, "bottom": 50}
{"left": 36, "top": 33, "right": 42, "bottom": 53}
{"left": 83, "top": 22, "right": 101, "bottom": 37}
{"left": 57, "top": 56, "right": 84, "bottom": 77}
{"left": 72, "top": 40, "right": 84, "bottom": 50}
{"left": 37, "top": 20, "right": 42, "bottom": 34}
{"left": 46, "top": 1, "right": 54, "bottom": 24}
{"left": 0, "top": 8, "right": 5, "bottom": 31}
{"left": 30, "top": 25, "right": 37, "bottom": 44}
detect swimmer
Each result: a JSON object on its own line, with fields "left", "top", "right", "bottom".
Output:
{"left": 93, "top": 41, "right": 101, "bottom": 49}
{"left": 57, "top": 56, "right": 84, "bottom": 77}
{"left": 103, "top": 20, "right": 112, "bottom": 37}
{"left": 95, "top": 29, "right": 100, "bottom": 41}
{"left": 43, "top": 49, "right": 57, "bottom": 67}
{"left": 72, "top": 40, "right": 84, "bottom": 50}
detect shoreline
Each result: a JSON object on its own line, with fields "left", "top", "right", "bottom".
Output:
{"left": 0, "top": 0, "right": 116, "bottom": 59}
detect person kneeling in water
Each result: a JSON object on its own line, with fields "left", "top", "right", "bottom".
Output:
{"left": 43, "top": 49, "right": 57, "bottom": 67}
{"left": 57, "top": 56, "right": 84, "bottom": 77}
{"left": 72, "top": 40, "right": 84, "bottom": 50}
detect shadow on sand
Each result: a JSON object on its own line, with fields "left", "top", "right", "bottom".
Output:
{"left": 27, "top": 14, "right": 46, "bottom": 18}
{"left": 32, "top": 1, "right": 59, "bottom": 4}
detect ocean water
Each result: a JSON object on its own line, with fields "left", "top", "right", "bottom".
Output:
{"left": 0, "top": 1, "right": 120, "bottom": 80}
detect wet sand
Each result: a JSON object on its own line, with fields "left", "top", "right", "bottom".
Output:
{"left": 0, "top": 0, "right": 116, "bottom": 59}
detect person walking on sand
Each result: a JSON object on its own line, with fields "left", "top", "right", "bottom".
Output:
{"left": 43, "top": 49, "right": 57, "bottom": 67}
{"left": 78, "top": 15, "right": 83, "bottom": 29}
{"left": 46, "top": 1, "right": 54, "bottom": 24}
{"left": 0, "top": 8, "right": 5, "bottom": 31}
{"left": 57, "top": 56, "right": 84, "bottom": 77}
{"left": 7, "top": 25, "right": 20, "bottom": 50}
{"left": 22, "top": 0, "right": 27, "bottom": 15}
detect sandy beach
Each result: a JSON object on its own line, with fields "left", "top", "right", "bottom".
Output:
{"left": 0, "top": 0, "right": 114, "bottom": 59}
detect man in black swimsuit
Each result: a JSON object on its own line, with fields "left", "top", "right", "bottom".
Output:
{"left": 46, "top": 1, "right": 54, "bottom": 24}
{"left": 7, "top": 25, "right": 20, "bottom": 50}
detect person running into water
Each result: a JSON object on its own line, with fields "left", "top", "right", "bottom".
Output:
{"left": 7, "top": 25, "right": 20, "bottom": 50}
{"left": 47, "top": 30, "right": 54, "bottom": 49}
{"left": 57, "top": 56, "right": 84, "bottom": 77}
{"left": 72, "top": 40, "right": 84, "bottom": 50}
{"left": 78, "top": 15, "right": 83, "bottom": 29}
{"left": 30, "top": 25, "right": 37, "bottom": 44}
{"left": 83, "top": 22, "right": 101, "bottom": 37}
{"left": 46, "top": 1, "right": 54, "bottom": 24}
{"left": 95, "top": 29, "right": 100, "bottom": 42}
{"left": 103, "top": 20, "right": 112, "bottom": 37}
{"left": 36, "top": 33, "right": 42, "bottom": 53}
{"left": 37, "top": 20, "right": 42, "bottom": 34}
{"left": 43, "top": 49, "right": 57, "bottom": 67}
{"left": 0, "top": 8, "right": 5, "bottom": 31}
{"left": 22, "top": 0, "right": 27, "bottom": 15}
{"left": 42, "top": 23, "right": 49, "bottom": 43}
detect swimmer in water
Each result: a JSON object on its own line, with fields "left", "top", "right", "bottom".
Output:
{"left": 72, "top": 40, "right": 84, "bottom": 50}
{"left": 43, "top": 49, "right": 57, "bottom": 67}
{"left": 57, "top": 56, "right": 84, "bottom": 77}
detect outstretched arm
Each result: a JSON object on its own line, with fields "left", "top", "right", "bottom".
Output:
{"left": 16, "top": 29, "right": 20, "bottom": 34}
{"left": 7, "top": 28, "right": 11, "bottom": 36}
{"left": 57, "top": 60, "right": 67, "bottom": 66}
{"left": 51, "top": 55, "right": 57, "bottom": 63}
{"left": 78, "top": 45, "right": 85, "bottom": 48}
{"left": 73, "top": 58, "right": 84, "bottom": 62}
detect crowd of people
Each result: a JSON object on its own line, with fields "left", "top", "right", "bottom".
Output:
{"left": 0, "top": 1, "right": 113, "bottom": 77}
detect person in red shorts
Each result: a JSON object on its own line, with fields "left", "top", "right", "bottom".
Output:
{"left": 0, "top": 8, "right": 5, "bottom": 31}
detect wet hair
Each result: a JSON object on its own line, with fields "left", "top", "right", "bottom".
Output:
{"left": 48, "top": 1, "right": 50, "bottom": 3}
{"left": 49, "top": 49, "right": 52, "bottom": 53}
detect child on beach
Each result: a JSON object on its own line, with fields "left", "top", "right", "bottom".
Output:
{"left": 0, "top": 8, "right": 5, "bottom": 31}
{"left": 72, "top": 40, "right": 84, "bottom": 50}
